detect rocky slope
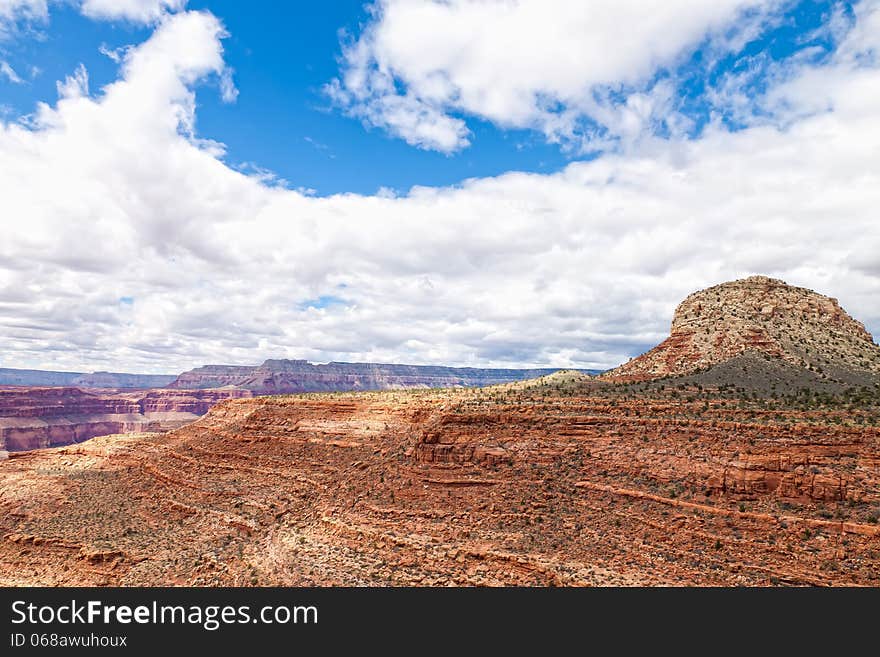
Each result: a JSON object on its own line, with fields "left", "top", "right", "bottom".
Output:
{"left": 606, "top": 276, "right": 880, "bottom": 382}
{"left": 0, "top": 388, "right": 877, "bottom": 586}
{"left": 0, "top": 387, "right": 250, "bottom": 452}
{"left": 169, "top": 359, "right": 588, "bottom": 393}
{"left": 0, "top": 368, "right": 176, "bottom": 388}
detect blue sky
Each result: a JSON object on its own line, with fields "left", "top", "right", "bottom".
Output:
{"left": 0, "top": 0, "right": 853, "bottom": 196}
{"left": 0, "top": 1, "right": 878, "bottom": 372}
{"left": 3, "top": 0, "right": 573, "bottom": 194}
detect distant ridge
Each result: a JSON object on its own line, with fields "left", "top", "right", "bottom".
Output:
{"left": 168, "top": 359, "right": 600, "bottom": 393}
{"left": 0, "top": 367, "right": 176, "bottom": 389}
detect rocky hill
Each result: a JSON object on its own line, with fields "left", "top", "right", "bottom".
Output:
{"left": 606, "top": 276, "right": 880, "bottom": 383}
{"left": 168, "top": 359, "right": 590, "bottom": 393}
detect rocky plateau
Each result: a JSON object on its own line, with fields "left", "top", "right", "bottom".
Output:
{"left": 0, "top": 387, "right": 877, "bottom": 586}
{"left": 0, "top": 368, "right": 176, "bottom": 389}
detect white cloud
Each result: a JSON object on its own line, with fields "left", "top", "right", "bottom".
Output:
{"left": 0, "top": 0, "right": 46, "bottom": 21}
{"left": 327, "top": 0, "right": 784, "bottom": 152}
{"left": 55, "top": 62, "right": 88, "bottom": 97}
{"left": 0, "top": 59, "right": 22, "bottom": 82}
{"left": 98, "top": 43, "right": 130, "bottom": 63}
{"left": 1, "top": 0, "right": 184, "bottom": 41}
{"left": 1, "top": 7, "right": 880, "bottom": 374}
{"left": 218, "top": 66, "right": 237, "bottom": 103}
{"left": 80, "top": 0, "right": 186, "bottom": 24}
{"left": 0, "top": 0, "right": 46, "bottom": 38}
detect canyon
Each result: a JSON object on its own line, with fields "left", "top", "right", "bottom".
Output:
{"left": 1, "top": 275, "right": 878, "bottom": 586}
{"left": 0, "top": 387, "right": 250, "bottom": 452}
{"left": 0, "top": 361, "right": 592, "bottom": 453}
{"left": 0, "top": 386, "right": 877, "bottom": 586}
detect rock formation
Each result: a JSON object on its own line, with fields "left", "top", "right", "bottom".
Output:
{"left": 606, "top": 276, "right": 880, "bottom": 382}
{"left": 166, "top": 365, "right": 256, "bottom": 390}
{"left": 72, "top": 371, "right": 178, "bottom": 388}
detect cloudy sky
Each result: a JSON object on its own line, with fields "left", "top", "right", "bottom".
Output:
{"left": 0, "top": 0, "right": 878, "bottom": 374}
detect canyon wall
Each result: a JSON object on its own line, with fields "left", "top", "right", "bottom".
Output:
{"left": 0, "top": 387, "right": 250, "bottom": 452}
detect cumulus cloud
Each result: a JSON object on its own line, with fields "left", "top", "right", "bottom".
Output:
{"left": 1, "top": 7, "right": 879, "bottom": 374}
{"left": 79, "top": 0, "right": 186, "bottom": 24}
{"left": 327, "top": 0, "right": 785, "bottom": 152}
{"left": 55, "top": 62, "right": 88, "bottom": 97}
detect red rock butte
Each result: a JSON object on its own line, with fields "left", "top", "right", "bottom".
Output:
{"left": 606, "top": 276, "right": 880, "bottom": 382}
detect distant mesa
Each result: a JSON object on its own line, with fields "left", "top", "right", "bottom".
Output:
{"left": 0, "top": 368, "right": 176, "bottom": 389}
{"left": 167, "top": 360, "right": 600, "bottom": 394}
{"left": 604, "top": 275, "right": 880, "bottom": 386}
